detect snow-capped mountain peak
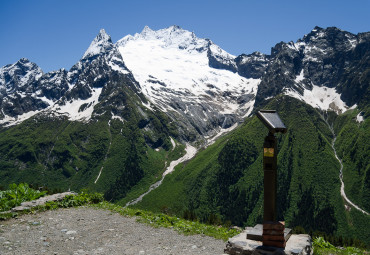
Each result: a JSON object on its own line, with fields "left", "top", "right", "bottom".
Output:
{"left": 116, "top": 25, "right": 260, "bottom": 137}
{"left": 0, "top": 26, "right": 368, "bottom": 139}
{"left": 255, "top": 26, "right": 369, "bottom": 113}
{"left": 82, "top": 29, "right": 113, "bottom": 60}
{"left": 117, "top": 25, "right": 213, "bottom": 55}
{"left": 0, "top": 58, "right": 43, "bottom": 92}
{"left": 141, "top": 25, "right": 153, "bottom": 35}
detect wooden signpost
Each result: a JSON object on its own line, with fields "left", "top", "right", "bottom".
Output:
{"left": 256, "top": 110, "right": 290, "bottom": 248}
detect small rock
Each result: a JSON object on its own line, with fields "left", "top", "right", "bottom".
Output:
{"left": 66, "top": 230, "right": 77, "bottom": 235}
{"left": 61, "top": 229, "right": 68, "bottom": 232}
{"left": 139, "top": 251, "right": 145, "bottom": 255}
{"left": 191, "top": 245, "right": 197, "bottom": 249}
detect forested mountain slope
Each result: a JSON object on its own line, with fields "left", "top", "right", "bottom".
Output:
{"left": 134, "top": 96, "right": 369, "bottom": 244}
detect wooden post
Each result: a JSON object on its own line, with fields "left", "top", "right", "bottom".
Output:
{"left": 263, "top": 132, "right": 277, "bottom": 222}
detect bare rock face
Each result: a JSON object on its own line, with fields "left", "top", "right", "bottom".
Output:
{"left": 0, "top": 58, "right": 45, "bottom": 117}
{"left": 255, "top": 27, "right": 370, "bottom": 109}
{"left": 235, "top": 52, "right": 271, "bottom": 79}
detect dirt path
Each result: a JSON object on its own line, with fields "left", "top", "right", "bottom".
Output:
{"left": 0, "top": 207, "right": 226, "bottom": 255}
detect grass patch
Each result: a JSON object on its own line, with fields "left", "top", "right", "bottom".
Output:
{"left": 313, "top": 236, "right": 368, "bottom": 255}
{"left": 90, "top": 201, "right": 241, "bottom": 241}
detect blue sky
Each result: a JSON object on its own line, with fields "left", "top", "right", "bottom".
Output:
{"left": 1, "top": 0, "right": 369, "bottom": 72}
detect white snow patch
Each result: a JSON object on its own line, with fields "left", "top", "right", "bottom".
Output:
{"left": 111, "top": 113, "right": 125, "bottom": 123}
{"left": 108, "top": 61, "right": 129, "bottom": 74}
{"left": 162, "top": 144, "right": 197, "bottom": 176}
{"left": 285, "top": 84, "right": 348, "bottom": 114}
{"left": 0, "top": 110, "right": 41, "bottom": 127}
{"left": 349, "top": 104, "right": 357, "bottom": 110}
{"left": 39, "top": 96, "right": 55, "bottom": 107}
{"left": 205, "top": 123, "right": 238, "bottom": 147}
{"left": 264, "top": 96, "right": 274, "bottom": 101}
{"left": 287, "top": 42, "right": 298, "bottom": 51}
{"left": 346, "top": 34, "right": 358, "bottom": 49}
{"left": 52, "top": 88, "right": 103, "bottom": 121}
{"left": 170, "top": 137, "right": 176, "bottom": 151}
{"left": 142, "top": 101, "right": 154, "bottom": 111}
{"left": 295, "top": 70, "right": 305, "bottom": 83}
{"left": 356, "top": 112, "right": 364, "bottom": 123}
{"left": 220, "top": 102, "right": 239, "bottom": 115}
{"left": 210, "top": 44, "right": 236, "bottom": 59}
{"left": 242, "top": 100, "right": 255, "bottom": 118}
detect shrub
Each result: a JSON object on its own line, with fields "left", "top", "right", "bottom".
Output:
{"left": 0, "top": 183, "right": 47, "bottom": 212}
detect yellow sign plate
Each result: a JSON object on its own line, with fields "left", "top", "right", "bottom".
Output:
{"left": 264, "top": 148, "right": 274, "bottom": 157}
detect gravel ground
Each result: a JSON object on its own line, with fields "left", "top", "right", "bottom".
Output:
{"left": 0, "top": 207, "right": 227, "bottom": 255}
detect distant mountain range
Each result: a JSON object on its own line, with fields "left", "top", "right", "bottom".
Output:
{"left": 1, "top": 26, "right": 368, "bottom": 138}
{"left": 0, "top": 25, "right": 368, "bottom": 245}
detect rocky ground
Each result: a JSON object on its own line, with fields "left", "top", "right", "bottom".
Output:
{"left": 0, "top": 207, "right": 227, "bottom": 255}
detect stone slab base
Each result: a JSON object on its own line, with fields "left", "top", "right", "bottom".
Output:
{"left": 225, "top": 231, "right": 312, "bottom": 255}
{"left": 247, "top": 224, "right": 292, "bottom": 242}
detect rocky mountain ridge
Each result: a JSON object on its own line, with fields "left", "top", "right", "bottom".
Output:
{"left": 0, "top": 26, "right": 368, "bottom": 141}
{"left": 255, "top": 26, "right": 369, "bottom": 112}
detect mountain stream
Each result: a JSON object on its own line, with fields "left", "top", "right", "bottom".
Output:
{"left": 124, "top": 142, "right": 197, "bottom": 207}
{"left": 324, "top": 117, "right": 369, "bottom": 215}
